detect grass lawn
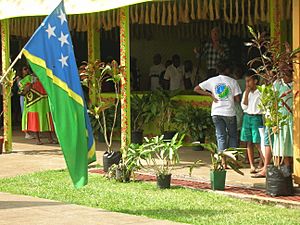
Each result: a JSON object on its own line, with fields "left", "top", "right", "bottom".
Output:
{"left": 0, "top": 170, "right": 299, "bottom": 225}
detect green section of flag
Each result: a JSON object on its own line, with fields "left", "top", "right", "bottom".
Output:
{"left": 28, "top": 61, "right": 88, "bottom": 188}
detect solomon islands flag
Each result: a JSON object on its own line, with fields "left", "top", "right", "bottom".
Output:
{"left": 23, "top": 1, "right": 96, "bottom": 188}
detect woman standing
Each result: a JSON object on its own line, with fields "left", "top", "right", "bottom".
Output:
{"left": 19, "top": 73, "right": 56, "bottom": 145}
{"left": 17, "top": 66, "right": 34, "bottom": 139}
{"left": 272, "top": 74, "right": 293, "bottom": 166}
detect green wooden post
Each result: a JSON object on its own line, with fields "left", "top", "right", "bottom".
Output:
{"left": 120, "top": 7, "right": 131, "bottom": 152}
{"left": 1, "top": 19, "right": 13, "bottom": 152}
{"left": 87, "top": 13, "right": 100, "bottom": 104}
{"left": 269, "top": 0, "right": 288, "bottom": 43}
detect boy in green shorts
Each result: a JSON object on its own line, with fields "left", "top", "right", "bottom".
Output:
{"left": 240, "top": 73, "right": 265, "bottom": 174}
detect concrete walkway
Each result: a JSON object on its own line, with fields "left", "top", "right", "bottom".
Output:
{"left": 0, "top": 132, "right": 188, "bottom": 225}
{"left": 0, "top": 192, "right": 185, "bottom": 225}
{"left": 6, "top": 131, "right": 267, "bottom": 188}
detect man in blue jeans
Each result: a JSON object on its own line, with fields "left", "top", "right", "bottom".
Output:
{"left": 194, "top": 61, "right": 241, "bottom": 154}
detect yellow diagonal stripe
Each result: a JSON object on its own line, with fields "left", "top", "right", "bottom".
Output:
{"left": 88, "top": 141, "right": 96, "bottom": 159}
{"left": 23, "top": 49, "right": 84, "bottom": 107}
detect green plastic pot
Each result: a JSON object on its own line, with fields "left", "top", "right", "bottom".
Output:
{"left": 210, "top": 170, "right": 227, "bottom": 191}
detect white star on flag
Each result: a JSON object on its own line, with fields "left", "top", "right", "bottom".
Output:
{"left": 58, "top": 10, "right": 67, "bottom": 25}
{"left": 59, "top": 54, "right": 69, "bottom": 68}
{"left": 58, "top": 32, "right": 69, "bottom": 47}
{"left": 45, "top": 24, "right": 56, "bottom": 39}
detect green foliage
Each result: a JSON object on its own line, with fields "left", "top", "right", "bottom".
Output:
{"left": 247, "top": 26, "right": 300, "bottom": 83}
{"left": 124, "top": 143, "right": 152, "bottom": 173}
{"left": 174, "top": 105, "right": 212, "bottom": 141}
{"left": 108, "top": 143, "right": 153, "bottom": 182}
{"left": 131, "top": 93, "right": 155, "bottom": 132}
{"left": 190, "top": 143, "right": 245, "bottom": 176}
{"left": 84, "top": 60, "right": 121, "bottom": 152}
{"left": 1, "top": 170, "right": 300, "bottom": 225}
{"left": 150, "top": 89, "right": 180, "bottom": 133}
{"left": 140, "top": 133, "right": 184, "bottom": 175}
{"left": 257, "top": 84, "right": 289, "bottom": 129}
{"left": 247, "top": 27, "right": 299, "bottom": 164}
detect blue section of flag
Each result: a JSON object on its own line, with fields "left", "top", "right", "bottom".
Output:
{"left": 24, "top": 1, "right": 82, "bottom": 97}
{"left": 24, "top": 1, "right": 95, "bottom": 158}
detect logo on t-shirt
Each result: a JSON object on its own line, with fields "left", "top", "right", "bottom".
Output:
{"left": 215, "top": 83, "right": 231, "bottom": 100}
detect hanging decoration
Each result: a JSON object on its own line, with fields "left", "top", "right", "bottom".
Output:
{"left": 8, "top": 0, "right": 291, "bottom": 38}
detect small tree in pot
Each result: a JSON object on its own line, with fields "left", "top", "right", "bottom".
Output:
{"left": 247, "top": 27, "right": 300, "bottom": 196}
{"left": 140, "top": 133, "right": 184, "bottom": 189}
{"left": 84, "top": 60, "right": 122, "bottom": 172}
{"left": 190, "top": 143, "right": 244, "bottom": 191}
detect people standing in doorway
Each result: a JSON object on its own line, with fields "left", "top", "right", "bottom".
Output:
{"left": 194, "top": 60, "right": 241, "bottom": 155}
{"left": 149, "top": 53, "right": 166, "bottom": 91}
{"left": 194, "top": 27, "right": 230, "bottom": 79}
{"left": 164, "top": 54, "right": 192, "bottom": 91}
{"left": 183, "top": 60, "right": 197, "bottom": 89}
{"left": 160, "top": 59, "right": 172, "bottom": 89}
{"left": 17, "top": 66, "right": 34, "bottom": 139}
{"left": 19, "top": 73, "right": 57, "bottom": 145}
{"left": 240, "top": 73, "right": 265, "bottom": 174}
{"left": 130, "top": 57, "right": 141, "bottom": 91}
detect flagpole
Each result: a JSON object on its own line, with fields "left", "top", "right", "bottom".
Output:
{"left": 0, "top": 49, "right": 23, "bottom": 84}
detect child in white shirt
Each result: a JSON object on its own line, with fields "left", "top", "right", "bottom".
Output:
{"left": 240, "top": 73, "right": 265, "bottom": 174}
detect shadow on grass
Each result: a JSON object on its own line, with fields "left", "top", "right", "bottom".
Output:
{"left": 121, "top": 208, "right": 229, "bottom": 220}
{"left": 0, "top": 201, "right": 65, "bottom": 209}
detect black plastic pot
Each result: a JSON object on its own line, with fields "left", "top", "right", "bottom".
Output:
{"left": 116, "top": 168, "right": 131, "bottom": 182}
{"left": 163, "top": 131, "right": 177, "bottom": 141}
{"left": 103, "top": 151, "right": 122, "bottom": 172}
{"left": 191, "top": 139, "right": 205, "bottom": 151}
{"left": 192, "top": 145, "right": 204, "bottom": 151}
{"left": 156, "top": 174, "right": 172, "bottom": 189}
{"left": 266, "top": 165, "right": 294, "bottom": 196}
{"left": 210, "top": 170, "right": 227, "bottom": 191}
{"left": 131, "top": 130, "right": 143, "bottom": 145}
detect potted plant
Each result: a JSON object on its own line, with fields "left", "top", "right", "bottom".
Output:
{"left": 84, "top": 60, "right": 122, "bottom": 172}
{"left": 247, "top": 27, "right": 300, "bottom": 196}
{"left": 131, "top": 93, "right": 154, "bottom": 144}
{"left": 174, "top": 105, "right": 213, "bottom": 150}
{"left": 140, "top": 133, "right": 184, "bottom": 189}
{"left": 190, "top": 143, "right": 244, "bottom": 191}
{"left": 151, "top": 89, "right": 180, "bottom": 139}
{"left": 108, "top": 143, "right": 153, "bottom": 182}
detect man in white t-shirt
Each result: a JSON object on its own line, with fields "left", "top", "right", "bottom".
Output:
{"left": 194, "top": 60, "right": 242, "bottom": 152}
{"left": 164, "top": 54, "right": 191, "bottom": 91}
{"left": 149, "top": 54, "right": 166, "bottom": 91}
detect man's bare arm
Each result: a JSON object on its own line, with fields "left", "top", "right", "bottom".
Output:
{"left": 194, "top": 85, "right": 218, "bottom": 102}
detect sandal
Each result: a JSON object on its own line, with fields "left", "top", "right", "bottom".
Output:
{"left": 36, "top": 141, "right": 43, "bottom": 145}
{"left": 251, "top": 173, "right": 266, "bottom": 178}
{"left": 250, "top": 168, "right": 258, "bottom": 174}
